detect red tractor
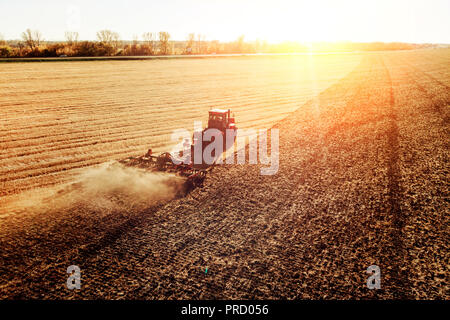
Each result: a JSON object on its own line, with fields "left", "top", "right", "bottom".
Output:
{"left": 191, "top": 108, "right": 237, "bottom": 166}
{"left": 120, "top": 109, "right": 237, "bottom": 193}
{"left": 206, "top": 108, "right": 237, "bottom": 133}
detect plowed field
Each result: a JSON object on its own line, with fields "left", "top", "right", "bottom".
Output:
{"left": 0, "top": 50, "right": 448, "bottom": 299}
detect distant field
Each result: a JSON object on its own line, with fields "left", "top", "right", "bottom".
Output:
{"left": 0, "top": 53, "right": 361, "bottom": 197}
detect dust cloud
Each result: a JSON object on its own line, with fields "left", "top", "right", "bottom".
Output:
{"left": 54, "top": 162, "right": 184, "bottom": 212}
{"left": 1, "top": 162, "right": 184, "bottom": 216}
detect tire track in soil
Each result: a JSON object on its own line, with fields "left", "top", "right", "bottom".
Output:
{"left": 0, "top": 199, "right": 177, "bottom": 299}
{"left": 381, "top": 56, "right": 411, "bottom": 299}
{"left": 402, "top": 59, "right": 450, "bottom": 91}
{"left": 382, "top": 53, "right": 449, "bottom": 298}
{"left": 395, "top": 56, "right": 450, "bottom": 123}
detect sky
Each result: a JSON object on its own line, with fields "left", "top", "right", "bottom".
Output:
{"left": 0, "top": 0, "right": 449, "bottom": 43}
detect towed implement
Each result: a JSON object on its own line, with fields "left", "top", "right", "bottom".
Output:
{"left": 119, "top": 108, "right": 237, "bottom": 194}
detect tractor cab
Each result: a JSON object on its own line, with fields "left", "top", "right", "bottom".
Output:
{"left": 207, "top": 109, "right": 236, "bottom": 132}
{"left": 189, "top": 108, "right": 237, "bottom": 167}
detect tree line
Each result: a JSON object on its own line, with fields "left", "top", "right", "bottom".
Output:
{"left": 0, "top": 29, "right": 175, "bottom": 57}
{"left": 0, "top": 29, "right": 435, "bottom": 58}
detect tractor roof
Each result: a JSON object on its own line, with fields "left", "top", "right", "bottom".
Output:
{"left": 209, "top": 108, "right": 229, "bottom": 114}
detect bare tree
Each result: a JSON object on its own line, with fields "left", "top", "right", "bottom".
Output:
{"left": 96, "top": 29, "right": 120, "bottom": 53}
{"left": 128, "top": 34, "right": 139, "bottom": 55}
{"left": 96, "top": 29, "right": 113, "bottom": 43}
{"left": 0, "top": 33, "right": 5, "bottom": 45}
{"left": 111, "top": 32, "right": 120, "bottom": 51}
{"left": 196, "top": 34, "right": 201, "bottom": 54}
{"left": 209, "top": 40, "right": 219, "bottom": 54}
{"left": 64, "top": 31, "right": 79, "bottom": 46}
{"left": 236, "top": 35, "right": 245, "bottom": 53}
{"left": 201, "top": 34, "right": 206, "bottom": 53}
{"left": 21, "top": 29, "right": 43, "bottom": 50}
{"left": 97, "top": 30, "right": 119, "bottom": 45}
{"left": 158, "top": 31, "right": 170, "bottom": 55}
{"left": 194, "top": 34, "right": 207, "bottom": 54}
{"left": 17, "top": 41, "right": 25, "bottom": 55}
{"left": 132, "top": 34, "right": 138, "bottom": 45}
{"left": 185, "top": 33, "right": 195, "bottom": 54}
{"left": 142, "top": 32, "right": 156, "bottom": 55}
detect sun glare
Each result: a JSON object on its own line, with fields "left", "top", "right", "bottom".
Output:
{"left": 0, "top": 0, "right": 449, "bottom": 43}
